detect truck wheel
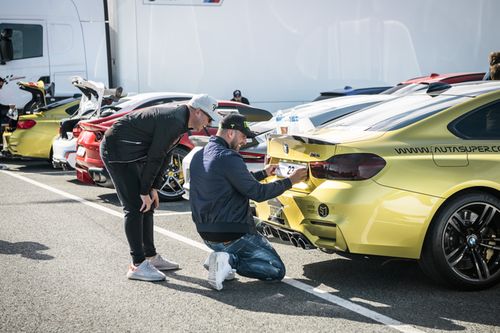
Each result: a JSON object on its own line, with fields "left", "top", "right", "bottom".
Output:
{"left": 157, "top": 147, "right": 189, "bottom": 202}
{"left": 419, "top": 191, "right": 500, "bottom": 290}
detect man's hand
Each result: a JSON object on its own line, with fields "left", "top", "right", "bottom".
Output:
{"left": 288, "top": 167, "right": 307, "bottom": 184}
{"left": 264, "top": 164, "right": 278, "bottom": 177}
{"left": 140, "top": 194, "right": 153, "bottom": 212}
{"left": 150, "top": 189, "right": 160, "bottom": 209}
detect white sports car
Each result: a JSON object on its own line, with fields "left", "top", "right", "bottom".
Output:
{"left": 51, "top": 80, "right": 193, "bottom": 169}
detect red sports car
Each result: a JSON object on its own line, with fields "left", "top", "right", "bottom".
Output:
{"left": 74, "top": 100, "right": 272, "bottom": 201}
{"left": 383, "top": 72, "right": 485, "bottom": 94}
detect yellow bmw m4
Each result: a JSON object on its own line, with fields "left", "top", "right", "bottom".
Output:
{"left": 2, "top": 98, "right": 79, "bottom": 160}
{"left": 255, "top": 81, "right": 500, "bottom": 290}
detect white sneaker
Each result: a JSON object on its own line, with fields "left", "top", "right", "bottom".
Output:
{"left": 203, "top": 255, "right": 236, "bottom": 281}
{"left": 148, "top": 254, "right": 179, "bottom": 271}
{"left": 207, "top": 252, "right": 233, "bottom": 291}
{"left": 127, "top": 260, "right": 166, "bottom": 281}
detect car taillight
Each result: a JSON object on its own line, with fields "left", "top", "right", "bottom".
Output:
{"left": 17, "top": 120, "right": 36, "bottom": 129}
{"left": 72, "top": 125, "right": 82, "bottom": 138}
{"left": 310, "top": 153, "right": 386, "bottom": 180}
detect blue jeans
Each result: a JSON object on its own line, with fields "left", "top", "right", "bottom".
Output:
{"left": 204, "top": 233, "right": 286, "bottom": 281}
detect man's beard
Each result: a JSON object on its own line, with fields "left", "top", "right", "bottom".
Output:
{"left": 230, "top": 137, "right": 241, "bottom": 151}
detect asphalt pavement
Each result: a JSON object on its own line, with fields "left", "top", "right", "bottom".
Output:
{"left": 1, "top": 159, "right": 499, "bottom": 333}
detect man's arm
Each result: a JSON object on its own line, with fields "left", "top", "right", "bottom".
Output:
{"left": 140, "top": 123, "right": 183, "bottom": 195}
{"left": 251, "top": 164, "right": 277, "bottom": 181}
{"left": 223, "top": 153, "right": 292, "bottom": 203}
{"left": 251, "top": 170, "right": 267, "bottom": 181}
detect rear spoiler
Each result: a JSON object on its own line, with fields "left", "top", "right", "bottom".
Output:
{"left": 268, "top": 133, "right": 337, "bottom": 145}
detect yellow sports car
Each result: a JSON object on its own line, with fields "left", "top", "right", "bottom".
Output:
{"left": 255, "top": 81, "right": 500, "bottom": 290}
{"left": 2, "top": 98, "right": 79, "bottom": 160}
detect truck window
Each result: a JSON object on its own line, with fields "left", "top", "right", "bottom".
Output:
{"left": 0, "top": 23, "right": 43, "bottom": 60}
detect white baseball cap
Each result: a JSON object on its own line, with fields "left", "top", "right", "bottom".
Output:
{"left": 188, "top": 94, "right": 221, "bottom": 122}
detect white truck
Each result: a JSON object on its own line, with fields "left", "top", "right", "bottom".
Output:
{"left": 0, "top": 0, "right": 110, "bottom": 109}
{"left": 2, "top": 0, "right": 499, "bottom": 111}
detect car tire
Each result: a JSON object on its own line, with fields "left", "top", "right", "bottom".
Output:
{"left": 419, "top": 191, "right": 500, "bottom": 290}
{"left": 157, "top": 147, "right": 189, "bottom": 202}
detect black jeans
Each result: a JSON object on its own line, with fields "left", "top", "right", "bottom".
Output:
{"left": 101, "top": 139, "right": 157, "bottom": 265}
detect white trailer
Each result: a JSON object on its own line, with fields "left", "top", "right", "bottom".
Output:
{"left": 2, "top": 0, "right": 500, "bottom": 112}
{"left": 107, "top": 0, "right": 500, "bottom": 111}
{"left": 0, "top": 0, "right": 110, "bottom": 108}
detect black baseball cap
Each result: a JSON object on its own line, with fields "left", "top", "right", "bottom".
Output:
{"left": 233, "top": 89, "right": 241, "bottom": 97}
{"left": 220, "top": 113, "right": 256, "bottom": 138}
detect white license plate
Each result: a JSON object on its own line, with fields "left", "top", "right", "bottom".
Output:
{"left": 276, "top": 161, "right": 306, "bottom": 177}
{"left": 76, "top": 146, "right": 86, "bottom": 157}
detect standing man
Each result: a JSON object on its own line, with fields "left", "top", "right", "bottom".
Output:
{"left": 230, "top": 89, "right": 250, "bottom": 105}
{"left": 0, "top": 77, "right": 9, "bottom": 121}
{"left": 189, "top": 114, "right": 307, "bottom": 290}
{"left": 0, "top": 77, "right": 12, "bottom": 145}
{"left": 101, "top": 94, "right": 220, "bottom": 282}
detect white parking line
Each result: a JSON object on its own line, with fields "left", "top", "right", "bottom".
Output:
{"left": 155, "top": 212, "right": 191, "bottom": 216}
{"left": 37, "top": 170, "right": 76, "bottom": 174}
{"left": 1, "top": 169, "right": 425, "bottom": 333}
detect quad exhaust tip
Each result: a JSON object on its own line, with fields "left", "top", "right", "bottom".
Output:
{"left": 260, "top": 223, "right": 315, "bottom": 250}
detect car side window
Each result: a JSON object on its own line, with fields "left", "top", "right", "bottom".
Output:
{"left": 449, "top": 100, "right": 500, "bottom": 140}
{"left": 0, "top": 23, "right": 43, "bottom": 60}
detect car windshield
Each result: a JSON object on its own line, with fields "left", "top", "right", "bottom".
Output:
{"left": 103, "top": 97, "right": 135, "bottom": 110}
{"left": 321, "top": 93, "right": 471, "bottom": 131}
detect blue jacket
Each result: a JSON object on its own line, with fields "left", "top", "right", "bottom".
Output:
{"left": 190, "top": 136, "right": 292, "bottom": 234}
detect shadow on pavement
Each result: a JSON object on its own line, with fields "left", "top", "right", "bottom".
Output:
{"left": 97, "top": 192, "right": 191, "bottom": 213}
{"left": 0, "top": 240, "right": 54, "bottom": 260}
{"left": 98, "top": 193, "right": 120, "bottom": 206}
{"left": 300, "top": 255, "right": 500, "bottom": 330}
{"left": 0, "top": 159, "right": 53, "bottom": 172}
{"left": 154, "top": 270, "right": 374, "bottom": 323}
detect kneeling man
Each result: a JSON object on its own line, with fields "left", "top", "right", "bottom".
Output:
{"left": 189, "top": 114, "right": 307, "bottom": 290}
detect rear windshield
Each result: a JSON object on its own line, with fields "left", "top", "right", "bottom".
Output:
{"left": 381, "top": 83, "right": 428, "bottom": 96}
{"left": 321, "top": 94, "right": 470, "bottom": 131}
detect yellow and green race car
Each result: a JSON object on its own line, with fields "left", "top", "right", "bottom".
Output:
{"left": 255, "top": 81, "right": 500, "bottom": 290}
{"left": 2, "top": 98, "right": 79, "bottom": 160}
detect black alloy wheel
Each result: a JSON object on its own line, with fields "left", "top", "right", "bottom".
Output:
{"left": 420, "top": 191, "right": 500, "bottom": 290}
{"left": 157, "top": 147, "right": 189, "bottom": 201}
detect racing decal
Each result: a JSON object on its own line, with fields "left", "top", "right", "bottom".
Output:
{"left": 394, "top": 145, "right": 500, "bottom": 154}
{"left": 318, "top": 203, "right": 329, "bottom": 217}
